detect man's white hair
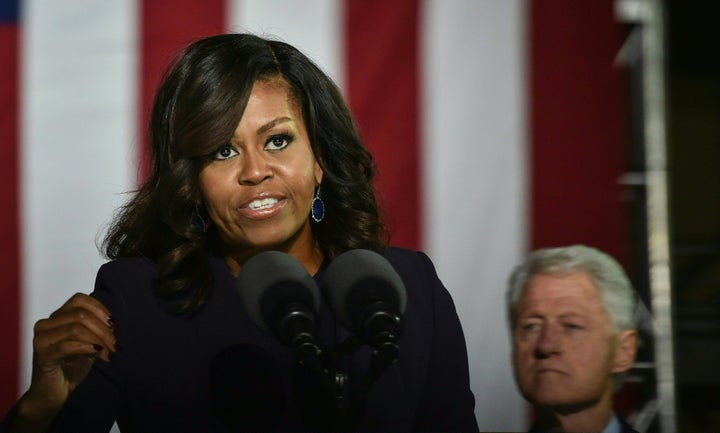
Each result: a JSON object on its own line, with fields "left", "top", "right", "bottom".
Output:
{"left": 506, "top": 244, "right": 638, "bottom": 333}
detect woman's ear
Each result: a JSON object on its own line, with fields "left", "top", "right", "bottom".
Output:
{"left": 611, "top": 329, "right": 638, "bottom": 373}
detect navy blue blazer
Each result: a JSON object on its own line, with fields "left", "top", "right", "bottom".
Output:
{"left": 9, "top": 247, "right": 478, "bottom": 432}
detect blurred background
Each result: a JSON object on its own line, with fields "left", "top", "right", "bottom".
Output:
{"left": 664, "top": 1, "right": 720, "bottom": 432}
{"left": 0, "top": 0, "right": 718, "bottom": 431}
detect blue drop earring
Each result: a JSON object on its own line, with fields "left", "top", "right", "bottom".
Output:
{"left": 311, "top": 186, "right": 325, "bottom": 223}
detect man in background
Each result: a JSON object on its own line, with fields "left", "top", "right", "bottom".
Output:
{"left": 507, "top": 245, "right": 640, "bottom": 433}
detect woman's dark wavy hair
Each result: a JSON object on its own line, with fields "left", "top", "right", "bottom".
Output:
{"left": 102, "top": 33, "right": 388, "bottom": 314}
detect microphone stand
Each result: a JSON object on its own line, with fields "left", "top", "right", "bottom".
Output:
{"left": 316, "top": 305, "right": 403, "bottom": 430}
{"left": 294, "top": 332, "right": 400, "bottom": 431}
{"left": 287, "top": 303, "right": 403, "bottom": 432}
{"left": 357, "top": 301, "right": 403, "bottom": 393}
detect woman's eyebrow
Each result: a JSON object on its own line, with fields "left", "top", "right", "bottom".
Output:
{"left": 256, "top": 116, "right": 293, "bottom": 135}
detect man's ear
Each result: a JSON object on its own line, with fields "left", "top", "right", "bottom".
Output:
{"left": 611, "top": 329, "right": 638, "bottom": 373}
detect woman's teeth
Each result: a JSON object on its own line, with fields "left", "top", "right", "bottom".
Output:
{"left": 248, "top": 198, "right": 278, "bottom": 210}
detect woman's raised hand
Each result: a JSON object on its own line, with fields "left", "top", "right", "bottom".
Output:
{"left": 14, "top": 293, "right": 117, "bottom": 430}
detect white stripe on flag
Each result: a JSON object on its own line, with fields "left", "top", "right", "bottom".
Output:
{"left": 20, "top": 0, "right": 138, "bottom": 388}
{"left": 227, "top": 0, "right": 344, "bottom": 89}
{"left": 422, "top": 1, "right": 528, "bottom": 430}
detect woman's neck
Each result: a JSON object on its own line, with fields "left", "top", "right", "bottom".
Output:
{"left": 223, "top": 243, "right": 324, "bottom": 277}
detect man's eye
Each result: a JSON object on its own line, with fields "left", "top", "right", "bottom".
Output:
{"left": 563, "top": 323, "right": 583, "bottom": 331}
{"left": 521, "top": 323, "right": 540, "bottom": 332}
{"left": 213, "top": 146, "right": 238, "bottom": 160}
{"left": 265, "top": 134, "right": 292, "bottom": 151}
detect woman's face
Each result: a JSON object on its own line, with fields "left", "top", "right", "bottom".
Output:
{"left": 198, "top": 78, "right": 323, "bottom": 270}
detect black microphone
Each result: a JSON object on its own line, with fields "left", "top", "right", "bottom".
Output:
{"left": 236, "top": 251, "right": 321, "bottom": 363}
{"left": 323, "top": 249, "right": 407, "bottom": 350}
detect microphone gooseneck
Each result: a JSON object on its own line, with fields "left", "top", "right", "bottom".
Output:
{"left": 323, "top": 249, "right": 407, "bottom": 393}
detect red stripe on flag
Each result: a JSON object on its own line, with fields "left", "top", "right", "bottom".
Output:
{"left": 0, "top": 23, "right": 20, "bottom": 413}
{"left": 345, "top": 0, "right": 421, "bottom": 250}
{"left": 139, "top": 0, "right": 226, "bottom": 180}
{"left": 529, "top": 0, "right": 628, "bottom": 265}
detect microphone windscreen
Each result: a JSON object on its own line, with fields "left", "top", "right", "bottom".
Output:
{"left": 236, "top": 251, "right": 320, "bottom": 332}
{"left": 323, "top": 249, "right": 407, "bottom": 331}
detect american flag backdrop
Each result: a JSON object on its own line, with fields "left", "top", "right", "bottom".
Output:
{"left": 0, "top": 1, "right": 629, "bottom": 430}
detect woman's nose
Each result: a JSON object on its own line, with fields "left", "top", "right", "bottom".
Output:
{"left": 238, "top": 149, "right": 272, "bottom": 185}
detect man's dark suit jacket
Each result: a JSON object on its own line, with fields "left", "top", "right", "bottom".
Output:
{"left": 530, "top": 414, "right": 640, "bottom": 433}
{"left": 6, "top": 247, "right": 478, "bottom": 433}
{"left": 620, "top": 417, "right": 641, "bottom": 433}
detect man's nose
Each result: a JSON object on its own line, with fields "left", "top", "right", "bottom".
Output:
{"left": 534, "top": 324, "right": 560, "bottom": 358}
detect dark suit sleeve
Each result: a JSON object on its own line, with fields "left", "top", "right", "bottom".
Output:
{"left": 409, "top": 252, "right": 479, "bottom": 433}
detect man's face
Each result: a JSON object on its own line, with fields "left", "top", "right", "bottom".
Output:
{"left": 511, "top": 272, "right": 635, "bottom": 410}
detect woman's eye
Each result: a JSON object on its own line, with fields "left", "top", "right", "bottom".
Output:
{"left": 265, "top": 134, "right": 292, "bottom": 151}
{"left": 213, "top": 146, "right": 238, "bottom": 160}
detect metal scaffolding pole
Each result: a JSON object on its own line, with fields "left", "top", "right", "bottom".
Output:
{"left": 616, "top": 0, "right": 677, "bottom": 432}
